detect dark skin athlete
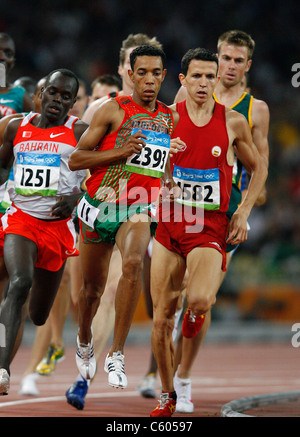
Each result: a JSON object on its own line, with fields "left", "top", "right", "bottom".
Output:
{"left": 0, "top": 71, "right": 88, "bottom": 376}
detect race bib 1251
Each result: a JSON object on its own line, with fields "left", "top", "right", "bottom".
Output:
{"left": 14, "top": 152, "right": 61, "bottom": 196}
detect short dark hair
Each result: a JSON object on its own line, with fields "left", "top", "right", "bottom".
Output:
{"left": 91, "top": 74, "right": 121, "bottom": 92}
{"left": 44, "top": 69, "right": 79, "bottom": 97}
{"left": 130, "top": 45, "right": 166, "bottom": 70}
{"left": 181, "top": 48, "right": 218, "bottom": 76}
{"left": 217, "top": 30, "right": 255, "bottom": 59}
{"left": 0, "top": 32, "right": 15, "bottom": 52}
{"left": 119, "top": 33, "right": 163, "bottom": 66}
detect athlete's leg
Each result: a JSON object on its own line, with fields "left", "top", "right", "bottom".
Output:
{"left": 176, "top": 311, "right": 211, "bottom": 379}
{"left": 151, "top": 239, "right": 186, "bottom": 393}
{"left": 0, "top": 234, "right": 37, "bottom": 373}
{"left": 77, "top": 239, "right": 114, "bottom": 344}
{"left": 141, "top": 251, "right": 158, "bottom": 374}
{"left": 21, "top": 324, "right": 52, "bottom": 378}
{"left": 0, "top": 257, "right": 8, "bottom": 303}
{"left": 109, "top": 215, "right": 151, "bottom": 355}
{"left": 176, "top": 251, "right": 232, "bottom": 375}
{"left": 92, "top": 247, "right": 121, "bottom": 362}
{"left": 21, "top": 264, "right": 71, "bottom": 382}
{"left": 68, "top": 241, "right": 82, "bottom": 321}
{"left": 185, "top": 247, "right": 223, "bottom": 316}
{"left": 28, "top": 263, "right": 66, "bottom": 327}
{"left": 48, "top": 263, "right": 71, "bottom": 348}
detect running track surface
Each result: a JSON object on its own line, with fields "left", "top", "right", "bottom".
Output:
{"left": 1, "top": 341, "right": 300, "bottom": 418}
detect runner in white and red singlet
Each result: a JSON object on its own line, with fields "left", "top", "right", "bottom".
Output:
{"left": 0, "top": 69, "right": 88, "bottom": 395}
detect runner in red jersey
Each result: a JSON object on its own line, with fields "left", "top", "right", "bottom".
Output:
{"left": 0, "top": 69, "right": 88, "bottom": 395}
{"left": 68, "top": 45, "right": 179, "bottom": 389}
{"left": 150, "top": 48, "right": 267, "bottom": 417}
{"left": 157, "top": 99, "right": 233, "bottom": 270}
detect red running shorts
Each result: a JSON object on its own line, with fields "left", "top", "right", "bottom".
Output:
{"left": 155, "top": 203, "right": 229, "bottom": 271}
{"left": 0, "top": 204, "right": 78, "bottom": 271}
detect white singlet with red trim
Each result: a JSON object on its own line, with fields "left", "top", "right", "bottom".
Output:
{"left": 9, "top": 112, "right": 86, "bottom": 220}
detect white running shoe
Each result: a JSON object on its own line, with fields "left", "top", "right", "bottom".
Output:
{"left": 174, "top": 371, "right": 194, "bottom": 413}
{"left": 76, "top": 335, "right": 96, "bottom": 380}
{"left": 0, "top": 368, "right": 10, "bottom": 395}
{"left": 104, "top": 351, "right": 127, "bottom": 389}
{"left": 137, "top": 373, "right": 156, "bottom": 398}
{"left": 19, "top": 373, "right": 40, "bottom": 396}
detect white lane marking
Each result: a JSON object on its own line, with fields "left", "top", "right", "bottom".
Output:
{"left": 0, "top": 390, "right": 139, "bottom": 408}
{"left": 0, "top": 385, "right": 298, "bottom": 409}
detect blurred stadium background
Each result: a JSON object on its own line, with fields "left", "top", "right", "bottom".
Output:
{"left": 1, "top": 0, "right": 299, "bottom": 342}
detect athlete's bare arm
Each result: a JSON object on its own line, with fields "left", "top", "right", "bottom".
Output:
{"left": 22, "top": 91, "right": 34, "bottom": 112}
{"left": 0, "top": 118, "right": 21, "bottom": 183}
{"left": 173, "top": 85, "right": 186, "bottom": 104}
{"left": 167, "top": 104, "right": 184, "bottom": 157}
{"left": 226, "top": 110, "right": 268, "bottom": 245}
{"left": 69, "top": 99, "right": 147, "bottom": 171}
{"left": 72, "top": 119, "right": 89, "bottom": 142}
{"left": 251, "top": 99, "right": 269, "bottom": 167}
{"left": 82, "top": 95, "right": 111, "bottom": 125}
{"left": 51, "top": 120, "right": 89, "bottom": 219}
{"left": 248, "top": 98, "right": 270, "bottom": 205}
{"left": 0, "top": 114, "right": 24, "bottom": 145}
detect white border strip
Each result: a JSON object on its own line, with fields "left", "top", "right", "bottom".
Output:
{"left": 221, "top": 391, "right": 300, "bottom": 417}
{"left": 0, "top": 390, "right": 139, "bottom": 408}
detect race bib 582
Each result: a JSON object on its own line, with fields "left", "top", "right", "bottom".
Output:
{"left": 173, "top": 165, "right": 220, "bottom": 210}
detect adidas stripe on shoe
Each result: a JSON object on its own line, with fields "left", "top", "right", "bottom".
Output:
{"left": 75, "top": 335, "right": 96, "bottom": 380}
{"left": 104, "top": 351, "right": 127, "bottom": 389}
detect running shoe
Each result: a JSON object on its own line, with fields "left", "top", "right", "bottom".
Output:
{"left": 36, "top": 344, "right": 65, "bottom": 375}
{"left": 0, "top": 368, "right": 9, "bottom": 395}
{"left": 137, "top": 373, "right": 156, "bottom": 398}
{"left": 76, "top": 335, "right": 96, "bottom": 380}
{"left": 66, "top": 379, "right": 88, "bottom": 410}
{"left": 19, "top": 373, "right": 40, "bottom": 396}
{"left": 182, "top": 309, "right": 205, "bottom": 338}
{"left": 104, "top": 351, "right": 127, "bottom": 389}
{"left": 150, "top": 392, "right": 177, "bottom": 417}
{"left": 174, "top": 371, "right": 194, "bottom": 413}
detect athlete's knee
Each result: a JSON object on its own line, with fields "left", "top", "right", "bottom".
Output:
{"left": 122, "top": 252, "right": 144, "bottom": 282}
{"left": 81, "top": 281, "right": 105, "bottom": 304}
{"left": 29, "top": 307, "right": 49, "bottom": 326}
{"left": 8, "top": 274, "right": 32, "bottom": 305}
{"left": 188, "top": 294, "right": 216, "bottom": 315}
{"left": 152, "top": 310, "right": 174, "bottom": 340}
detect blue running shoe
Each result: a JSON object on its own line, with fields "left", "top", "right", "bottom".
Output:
{"left": 66, "top": 379, "right": 88, "bottom": 410}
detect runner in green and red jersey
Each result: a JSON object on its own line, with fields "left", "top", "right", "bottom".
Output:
{"left": 68, "top": 45, "right": 179, "bottom": 390}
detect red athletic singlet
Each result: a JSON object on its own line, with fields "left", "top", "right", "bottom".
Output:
{"left": 171, "top": 100, "right": 232, "bottom": 213}
{"left": 86, "top": 95, "right": 174, "bottom": 206}
{"left": 156, "top": 100, "right": 232, "bottom": 270}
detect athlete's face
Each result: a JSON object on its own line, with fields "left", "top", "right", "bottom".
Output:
{"left": 69, "top": 83, "right": 88, "bottom": 118}
{"left": 89, "top": 82, "right": 119, "bottom": 103}
{"left": 180, "top": 59, "right": 218, "bottom": 103}
{"left": 118, "top": 46, "right": 137, "bottom": 91}
{"left": 0, "top": 37, "right": 15, "bottom": 75}
{"left": 218, "top": 43, "right": 252, "bottom": 88}
{"left": 32, "top": 78, "right": 46, "bottom": 114}
{"left": 41, "top": 73, "right": 77, "bottom": 123}
{"left": 129, "top": 55, "right": 166, "bottom": 104}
